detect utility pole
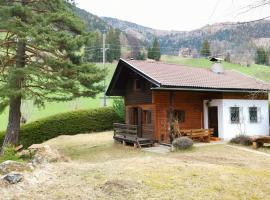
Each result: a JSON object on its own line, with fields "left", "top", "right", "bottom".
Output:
{"left": 102, "top": 33, "right": 107, "bottom": 107}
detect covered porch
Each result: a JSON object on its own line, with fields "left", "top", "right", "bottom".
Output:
{"left": 116, "top": 91, "right": 223, "bottom": 146}
{"left": 113, "top": 123, "right": 154, "bottom": 148}
{"left": 154, "top": 91, "right": 221, "bottom": 143}
{"left": 113, "top": 122, "right": 215, "bottom": 147}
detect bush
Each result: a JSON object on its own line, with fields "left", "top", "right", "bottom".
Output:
{"left": 0, "top": 145, "right": 22, "bottom": 163}
{"left": 230, "top": 135, "right": 252, "bottom": 146}
{"left": 172, "top": 137, "right": 193, "bottom": 150}
{"left": 0, "top": 107, "right": 121, "bottom": 149}
{"left": 112, "top": 97, "right": 125, "bottom": 122}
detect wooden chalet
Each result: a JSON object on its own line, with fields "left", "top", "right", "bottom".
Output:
{"left": 106, "top": 59, "right": 270, "bottom": 145}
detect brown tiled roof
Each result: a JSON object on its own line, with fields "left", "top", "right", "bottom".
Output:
{"left": 124, "top": 59, "right": 270, "bottom": 91}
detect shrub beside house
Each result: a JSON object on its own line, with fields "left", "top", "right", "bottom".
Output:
{"left": 0, "top": 107, "right": 122, "bottom": 149}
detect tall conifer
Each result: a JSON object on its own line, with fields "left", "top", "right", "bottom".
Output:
{"left": 148, "top": 38, "right": 161, "bottom": 61}
{"left": 0, "top": 0, "right": 105, "bottom": 149}
{"left": 200, "top": 40, "right": 211, "bottom": 57}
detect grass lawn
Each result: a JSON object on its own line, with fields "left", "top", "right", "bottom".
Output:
{"left": 2, "top": 132, "right": 270, "bottom": 199}
{"left": 0, "top": 63, "right": 117, "bottom": 131}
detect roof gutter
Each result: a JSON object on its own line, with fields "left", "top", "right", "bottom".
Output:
{"left": 151, "top": 87, "right": 270, "bottom": 93}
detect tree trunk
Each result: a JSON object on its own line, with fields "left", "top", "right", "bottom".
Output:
{"left": 1, "top": 41, "right": 25, "bottom": 152}
{"left": 1, "top": 0, "right": 27, "bottom": 153}
{"left": 3, "top": 97, "right": 22, "bottom": 146}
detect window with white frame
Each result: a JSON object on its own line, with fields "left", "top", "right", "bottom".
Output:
{"left": 230, "top": 107, "right": 240, "bottom": 124}
{"left": 249, "top": 107, "right": 258, "bottom": 123}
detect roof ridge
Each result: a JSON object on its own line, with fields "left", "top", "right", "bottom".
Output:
{"left": 125, "top": 58, "right": 226, "bottom": 73}
{"left": 126, "top": 59, "right": 270, "bottom": 83}
{"left": 119, "top": 58, "right": 270, "bottom": 91}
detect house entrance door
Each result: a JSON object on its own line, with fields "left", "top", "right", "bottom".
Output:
{"left": 129, "top": 107, "right": 142, "bottom": 137}
{"left": 208, "top": 106, "right": 219, "bottom": 137}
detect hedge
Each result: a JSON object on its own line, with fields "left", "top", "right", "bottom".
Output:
{"left": 0, "top": 107, "right": 122, "bottom": 148}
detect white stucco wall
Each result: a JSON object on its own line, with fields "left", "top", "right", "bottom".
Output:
{"left": 204, "top": 99, "right": 269, "bottom": 140}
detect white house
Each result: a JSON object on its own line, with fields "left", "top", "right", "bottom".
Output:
{"left": 204, "top": 99, "right": 269, "bottom": 140}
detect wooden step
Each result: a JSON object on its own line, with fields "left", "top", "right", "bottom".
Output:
{"left": 139, "top": 143, "right": 153, "bottom": 147}
{"left": 138, "top": 140, "right": 153, "bottom": 144}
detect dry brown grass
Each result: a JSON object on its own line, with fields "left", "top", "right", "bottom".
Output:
{"left": 1, "top": 131, "right": 270, "bottom": 200}
{"left": 44, "top": 131, "right": 153, "bottom": 162}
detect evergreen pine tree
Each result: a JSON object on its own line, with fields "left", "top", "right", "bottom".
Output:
{"left": 85, "top": 32, "right": 102, "bottom": 62}
{"left": 106, "top": 29, "right": 115, "bottom": 62}
{"left": 255, "top": 47, "right": 268, "bottom": 65}
{"left": 112, "top": 29, "right": 121, "bottom": 60}
{"left": 0, "top": 0, "right": 105, "bottom": 150}
{"left": 152, "top": 38, "right": 161, "bottom": 61}
{"left": 147, "top": 47, "right": 153, "bottom": 60}
{"left": 136, "top": 51, "right": 146, "bottom": 60}
{"left": 200, "top": 40, "right": 211, "bottom": 57}
{"left": 106, "top": 29, "right": 121, "bottom": 63}
{"left": 148, "top": 38, "right": 161, "bottom": 61}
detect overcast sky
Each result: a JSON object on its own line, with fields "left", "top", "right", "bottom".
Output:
{"left": 76, "top": 0, "right": 270, "bottom": 31}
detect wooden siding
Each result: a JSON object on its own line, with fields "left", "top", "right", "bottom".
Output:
{"left": 124, "top": 89, "right": 269, "bottom": 142}
{"left": 124, "top": 75, "right": 152, "bottom": 105}
{"left": 153, "top": 91, "right": 205, "bottom": 142}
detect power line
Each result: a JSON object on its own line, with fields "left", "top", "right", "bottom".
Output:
{"left": 85, "top": 46, "right": 267, "bottom": 55}
{"left": 208, "top": 0, "right": 222, "bottom": 24}
{"left": 102, "top": 33, "right": 108, "bottom": 107}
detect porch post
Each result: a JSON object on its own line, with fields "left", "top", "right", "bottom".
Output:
{"left": 137, "top": 107, "right": 142, "bottom": 137}
{"left": 169, "top": 91, "right": 174, "bottom": 143}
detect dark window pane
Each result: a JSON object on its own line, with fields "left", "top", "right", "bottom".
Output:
{"left": 167, "top": 110, "right": 185, "bottom": 123}
{"left": 230, "top": 107, "right": 239, "bottom": 123}
{"left": 134, "top": 79, "right": 141, "bottom": 90}
{"left": 249, "top": 107, "right": 258, "bottom": 123}
{"left": 174, "top": 110, "right": 185, "bottom": 123}
{"left": 143, "top": 110, "right": 152, "bottom": 124}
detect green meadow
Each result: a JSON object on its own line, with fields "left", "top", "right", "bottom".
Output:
{"left": 0, "top": 63, "right": 116, "bottom": 131}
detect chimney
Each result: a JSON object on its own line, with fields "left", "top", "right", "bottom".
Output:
{"left": 210, "top": 57, "right": 224, "bottom": 74}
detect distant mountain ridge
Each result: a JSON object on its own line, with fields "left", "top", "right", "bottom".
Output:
{"left": 102, "top": 17, "right": 173, "bottom": 43}
{"left": 73, "top": 7, "right": 111, "bottom": 32}
{"left": 102, "top": 17, "right": 270, "bottom": 60}
{"left": 74, "top": 7, "right": 270, "bottom": 63}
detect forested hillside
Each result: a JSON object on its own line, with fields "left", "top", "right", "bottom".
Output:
{"left": 73, "top": 7, "right": 111, "bottom": 32}
{"left": 74, "top": 6, "right": 270, "bottom": 64}
{"left": 159, "top": 21, "right": 270, "bottom": 57}
{"left": 103, "top": 16, "right": 270, "bottom": 63}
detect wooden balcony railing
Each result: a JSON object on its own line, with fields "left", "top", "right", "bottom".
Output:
{"left": 113, "top": 123, "right": 138, "bottom": 136}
